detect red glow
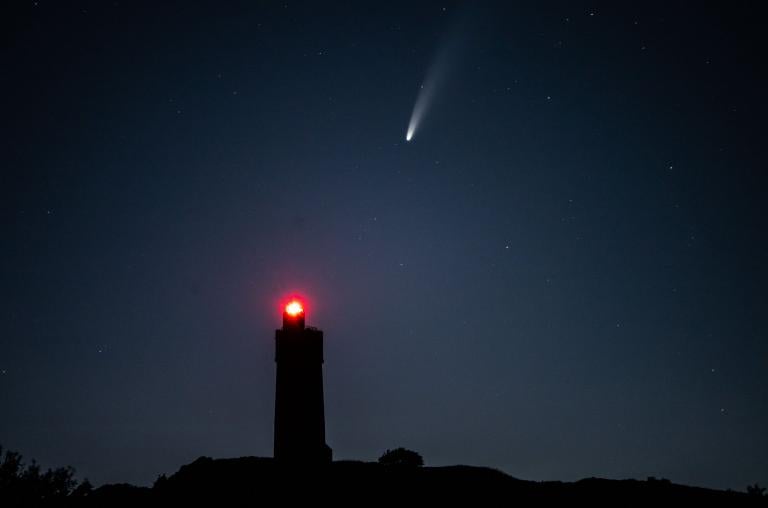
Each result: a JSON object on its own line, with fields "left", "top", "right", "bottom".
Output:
{"left": 284, "top": 300, "right": 304, "bottom": 316}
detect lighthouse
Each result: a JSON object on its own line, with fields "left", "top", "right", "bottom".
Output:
{"left": 274, "top": 298, "right": 332, "bottom": 463}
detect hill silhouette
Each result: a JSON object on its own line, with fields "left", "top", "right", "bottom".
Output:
{"left": 82, "top": 456, "right": 765, "bottom": 506}
{"left": 3, "top": 445, "right": 766, "bottom": 505}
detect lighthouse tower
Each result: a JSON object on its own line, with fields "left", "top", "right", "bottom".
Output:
{"left": 274, "top": 299, "right": 332, "bottom": 463}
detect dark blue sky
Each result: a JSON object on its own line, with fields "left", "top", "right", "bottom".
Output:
{"left": 2, "top": 0, "right": 766, "bottom": 490}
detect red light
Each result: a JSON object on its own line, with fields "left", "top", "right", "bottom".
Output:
{"left": 285, "top": 300, "right": 304, "bottom": 316}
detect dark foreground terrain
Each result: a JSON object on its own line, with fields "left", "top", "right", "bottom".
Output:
{"left": 77, "top": 456, "right": 765, "bottom": 506}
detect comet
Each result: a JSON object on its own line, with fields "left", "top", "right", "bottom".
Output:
{"left": 404, "top": 40, "right": 457, "bottom": 142}
{"left": 406, "top": 79, "right": 437, "bottom": 142}
{"left": 404, "top": 5, "right": 475, "bottom": 141}
{"left": 405, "top": 61, "right": 443, "bottom": 142}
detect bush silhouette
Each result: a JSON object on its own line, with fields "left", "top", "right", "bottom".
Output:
{"left": 377, "top": 448, "right": 424, "bottom": 467}
{"left": 0, "top": 444, "right": 91, "bottom": 504}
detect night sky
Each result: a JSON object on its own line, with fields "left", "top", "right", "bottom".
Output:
{"left": 2, "top": 1, "right": 767, "bottom": 491}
